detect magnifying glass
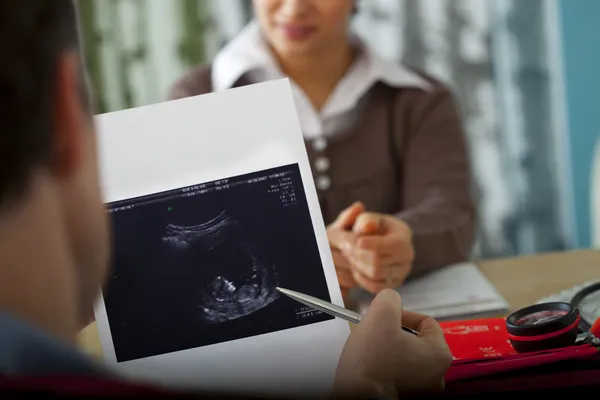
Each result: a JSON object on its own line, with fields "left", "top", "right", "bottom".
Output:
{"left": 506, "top": 302, "right": 581, "bottom": 353}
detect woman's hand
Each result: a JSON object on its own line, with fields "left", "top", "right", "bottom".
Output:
{"left": 348, "top": 211, "right": 414, "bottom": 293}
{"left": 328, "top": 203, "right": 415, "bottom": 294}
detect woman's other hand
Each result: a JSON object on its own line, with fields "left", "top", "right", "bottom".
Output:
{"left": 327, "top": 202, "right": 365, "bottom": 298}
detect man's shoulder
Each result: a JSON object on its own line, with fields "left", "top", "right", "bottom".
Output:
{"left": 0, "top": 313, "right": 105, "bottom": 376}
{"left": 0, "top": 313, "right": 165, "bottom": 396}
{"left": 168, "top": 64, "right": 214, "bottom": 100}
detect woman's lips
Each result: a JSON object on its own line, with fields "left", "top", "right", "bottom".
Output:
{"left": 278, "top": 24, "right": 316, "bottom": 41}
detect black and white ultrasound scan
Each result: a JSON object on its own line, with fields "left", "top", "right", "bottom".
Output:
{"left": 104, "top": 163, "right": 334, "bottom": 363}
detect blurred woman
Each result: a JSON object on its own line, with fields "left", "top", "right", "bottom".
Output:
{"left": 169, "top": 0, "right": 477, "bottom": 298}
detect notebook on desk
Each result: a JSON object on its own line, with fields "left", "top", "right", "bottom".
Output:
{"left": 351, "top": 262, "right": 510, "bottom": 321}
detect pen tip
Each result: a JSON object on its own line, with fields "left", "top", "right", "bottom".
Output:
{"left": 276, "top": 287, "right": 290, "bottom": 295}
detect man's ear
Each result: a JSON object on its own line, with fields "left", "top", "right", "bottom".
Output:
{"left": 51, "top": 50, "right": 87, "bottom": 179}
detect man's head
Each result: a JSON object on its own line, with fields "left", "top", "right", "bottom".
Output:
{"left": 0, "top": 1, "right": 109, "bottom": 340}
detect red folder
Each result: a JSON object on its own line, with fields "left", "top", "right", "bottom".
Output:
{"left": 441, "top": 318, "right": 600, "bottom": 393}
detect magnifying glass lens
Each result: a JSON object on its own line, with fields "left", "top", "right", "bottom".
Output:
{"left": 514, "top": 309, "right": 569, "bottom": 326}
{"left": 506, "top": 302, "right": 580, "bottom": 353}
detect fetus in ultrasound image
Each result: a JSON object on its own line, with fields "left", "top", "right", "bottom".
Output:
{"left": 103, "top": 164, "right": 334, "bottom": 363}
{"left": 161, "top": 211, "right": 280, "bottom": 324}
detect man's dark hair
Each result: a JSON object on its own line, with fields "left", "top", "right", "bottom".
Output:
{"left": 0, "top": 0, "right": 88, "bottom": 209}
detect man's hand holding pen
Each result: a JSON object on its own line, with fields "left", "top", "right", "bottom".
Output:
{"left": 333, "top": 289, "right": 452, "bottom": 398}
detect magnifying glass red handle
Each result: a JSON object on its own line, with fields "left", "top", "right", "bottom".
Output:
{"left": 591, "top": 318, "right": 600, "bottom": 338}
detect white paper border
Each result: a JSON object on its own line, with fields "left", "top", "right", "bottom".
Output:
{"left": 93, "top": 79, "right": 349, "bottom": 395}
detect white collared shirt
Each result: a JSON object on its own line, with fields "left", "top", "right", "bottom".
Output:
{"left": 212, "top": 20, "right": 432, "bottom": 142}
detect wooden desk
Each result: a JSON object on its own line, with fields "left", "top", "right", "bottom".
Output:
{"left": 476, "top": 249, "right": 599, "bottom": 311}
{"left": 77, "top": 249, "right": 600, "bottom": 359}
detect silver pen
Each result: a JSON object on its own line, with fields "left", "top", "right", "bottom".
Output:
{"left": 276, "top": 287, "right": 419, "bottom": 336}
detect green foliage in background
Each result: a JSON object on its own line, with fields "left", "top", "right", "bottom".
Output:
{"left": 77, "top": 0, "right": 208, "bottom": 114}
{"left": 178, "top": 0, "right": 209, "bottom": 67}
{"left": 78, "top": 0, "right": 106, "bottom": 113}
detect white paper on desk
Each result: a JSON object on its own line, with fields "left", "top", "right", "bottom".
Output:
{"left": 92, "top": 79, "right": 350, "bottom": 396}
{"left": 353, "top": 262, "right": 510, "bottom": 320}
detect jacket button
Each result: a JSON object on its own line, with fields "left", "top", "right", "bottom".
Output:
{"left": 313, "top": 137, "right": 328, "bottom": 152}
{"left": 315, "top": 157, "right": 330, "bottom": 172}
{"left": 316, "top": 175, "right": 331, "bottom": 191}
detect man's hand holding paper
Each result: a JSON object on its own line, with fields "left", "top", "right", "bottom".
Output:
{"left": 334, "top": 290, "right": 453, "bottom": 398}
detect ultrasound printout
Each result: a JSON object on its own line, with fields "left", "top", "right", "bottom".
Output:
{"left": 104, "top": 163, "right": 333, "bottom": 363}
